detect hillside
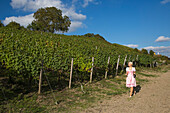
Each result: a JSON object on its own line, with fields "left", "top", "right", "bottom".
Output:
{"left": 1, "top": 27, "right": 156, "bottom": 72}
{"left": 0, "top": 27, "right": 167, "bottom": 112}
{"left": 0, "top": 27, "right": 156, "bottom": 83}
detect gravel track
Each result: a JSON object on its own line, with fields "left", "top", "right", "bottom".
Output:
{"left": 82, "top": 69, "right": 170, "bottom": 113}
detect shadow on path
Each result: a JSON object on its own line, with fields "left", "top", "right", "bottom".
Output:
{"left": 133, "top": 85, "right": 141, "bottom": 95}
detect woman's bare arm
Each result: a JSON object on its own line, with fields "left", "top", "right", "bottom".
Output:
{"left": 134, "top": 67, "right": 136, "bottom": 74}
{"left": 134, "top": 71, "right": 136, "bottom": 74}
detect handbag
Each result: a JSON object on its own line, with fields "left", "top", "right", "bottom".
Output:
{"left": 134, "top": 74, "right": 136, "bottom": 78}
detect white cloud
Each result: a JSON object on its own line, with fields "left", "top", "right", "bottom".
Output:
{"left": 155, "top": 36, "right": 170, "bottom": 42}
{"left": 3, "top": 14, "right": 34, "bottom": 27}
{"left": 144, "top": 46, "right": 170, "bottom": 50}
{"left": 69, "top": 21, "right": 83, "bottom": 32}
{"left": 143, "top": 46, "right": 170, "bottom": 57}
{"left": 71, "top": 0, "right": 99, "bottom": 8}
{"left": 10, "top": 0, "right": 64, "bottom": 12}
{"left": 3, "top": 14, "right": 83, "bottom": 32}
{"left": 161, "top": 0, "right": 170, "bottom": 4}
{"left": 63, "top": 8, "right": 86, "bottom": 21}
{"left": 83, "top": 0, "right": 94, "bottom": 7}
{"left": 10, "top": 0, "right": 28, "bottom": 9}
{"left": 4, "top": 0, "right": 88, "bottom": 32}
{"left": 125, "top": 44, "right": 139, "bottom": 48}
{"left": 10, "top": 0, "right": 86, "bottom": 21}
{"left": 72, "top": 0, "right": 78, "bottom": 4}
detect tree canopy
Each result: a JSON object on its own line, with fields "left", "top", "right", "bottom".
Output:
{"left": 27, "top": 7, "right": 71, "bottom": 33}
{"left": 6, "top": 21, "right": 24, "bottom": 29}
{"left": 141, "top": 49, "right": 148, "bottom": 54}
{"left": 134, "top": 48, "right": 139, "bottom": 52}
{"left": 84, "top": 33, "right": 106, "bottom": 40}
{"left": 149, "top": 50, "right": 154, "bottom": 56}
{"left": 0, "top": 20, "right": 4, "bottom": 27}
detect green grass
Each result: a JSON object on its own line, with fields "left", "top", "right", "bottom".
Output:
{"left": 110, "top": 77, "right": 126, "bottom": 84}
{"left": 137, "top": 72, "right": 158, "bottom": 77}
{"left": 0, "top": 75, "right": 149, "bottom": 113}
{"left": 106, "top": 89, "right": 125, "bottom": 96}
{"left": 162, "top": 70, "right": 168, "bottom": 73}
{"left": 1, "top": 65, "right": 167, "bottom": 113}
{"left": 135, "top": 77, "right": 149, "bottom": 85}
{"left": 0, "top": 94, "right": 47, "bottom": 113}
{"left": 99, "top": 80, "right": 117, "bottom": 88}
{"left": 162, "top": 65, "right": 170, "bottom": 73}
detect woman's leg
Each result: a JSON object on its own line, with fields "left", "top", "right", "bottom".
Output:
{"left": 130, "top": 87, "right": 133, "bottom": 96}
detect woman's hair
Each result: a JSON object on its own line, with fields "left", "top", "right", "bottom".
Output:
{"left": 128, "top": 62, "right": 133, "bottom": 66}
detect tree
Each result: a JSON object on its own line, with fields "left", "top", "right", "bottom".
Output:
{"left": 84, "top": 33, "right": 106, "bottom": 40}
{"left": 27, "top": 22, "right": 39, "bottom": 31}
{"left": 84, "top": 33, "right": 95, "bottom": 37}
{"left": 134, "top": 48, "right": 139, "bottom": 52}
{"left": 6, "top": 21, "right": 24, "bottom": 29}
{"left": 141, "top": 49, "right": 148, "bottom": 54}
{"left": 149, "top": 50, "right": 154, "bottom": 56}
{"left": 27, "top": 7, "right": 71, "bottom": 33}
{"left": 0, "top": 20, "right": 4, "bottom": 27}
{"left": 94, "top": 34, "right": 106, "bottom": 40}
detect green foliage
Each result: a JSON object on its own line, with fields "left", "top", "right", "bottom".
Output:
{"left": 84, "top": 33, "right": 95, "bottom": 37}
{"left": 141, "top": 49, "right": 148, "bottom": 54}
{"left": 84, "top": 33, "right": 106, "bottom": 41}
{"left": 0, "top": 27, "right": 157, "bottom": 84}
{"left": 0, "top": 20, "right": 4, "bottom": 27}
{"left": 27, "top": 7, "right": 71, "bottom": 33}
{"left": 154, "top": 55, "right": 170, "bottom": 64}
{"left": 138, "top": 54, "right": 153, "bottom": 65}
{"left": 149, "top": 50, "right": 154, "bottom": 56}
{"left": 134, "top": 48, "right": 139, "bottom": 52}
{"left": 6, "top": 21, "right": 24, "bottom": 29}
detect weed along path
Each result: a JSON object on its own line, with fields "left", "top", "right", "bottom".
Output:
{"left": 82, "top": 70, "right": 170, "bottom": 113}
{"left": 1, "top": 66, "right": 169, "bottom": 112}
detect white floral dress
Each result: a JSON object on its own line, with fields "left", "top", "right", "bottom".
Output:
{"left": 126, "top": 67, "right": 136, "bottom": 87}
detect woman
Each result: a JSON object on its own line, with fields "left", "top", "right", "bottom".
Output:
{"left": 125, "top": 62, "right": 136, "bottom": 97}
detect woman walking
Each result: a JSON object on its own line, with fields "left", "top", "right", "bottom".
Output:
{"left": 126, "top": 62, "right": 136, "bottom": 97}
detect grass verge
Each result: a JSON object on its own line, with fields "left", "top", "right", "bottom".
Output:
{"left": 1, "top": 65, "right": 169, "bottom": 112}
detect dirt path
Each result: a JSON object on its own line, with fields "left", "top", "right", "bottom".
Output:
{"left": 82, "top": 70, "right": 170, "bottom": 113}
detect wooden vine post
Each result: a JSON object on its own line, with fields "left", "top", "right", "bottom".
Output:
{"left": 135, "top": 55, "right": 139, "bottom": 66}
{"left": 38, "top": 61, "right": 43, "bottom": 94}
{"left": 90, "top": 57, "right": 94, "bottom": 83}
{"left": 105, "top": 56, "right": 110, "bottom": 79}
{"left": 69, "top": 58, "right": 73, "bottom": 89}
{"left": 115, "top": 55, "right": 120, "bottom": 76}
{"left": 136, "top": 55, "right": 138, "bottom": 61}
{"left": 122, "top": 55, "right": 127, "bottom": 72}
{"left": 153, "top": 61, "right": 155, "bottom": 68}
{"left": 38, "top": 69, "right": 42, "bottom": 94}
{"left": 128, "top": 55, "right": 131, "bottom": 61}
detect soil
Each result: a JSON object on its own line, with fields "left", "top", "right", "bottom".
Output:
{"left": 81, "top": 69, "right": 170, "bottom": 113}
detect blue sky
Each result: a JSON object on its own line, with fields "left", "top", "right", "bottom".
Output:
{"left": 0, "top": 0, "right": 170, "bottom": 57}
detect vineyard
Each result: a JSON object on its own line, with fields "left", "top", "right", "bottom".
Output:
{"left": 0, "top": 27, "right": 158, "bottom": 90}
{"left": 1, "top": 26, "right": 168, "bottom": 112}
